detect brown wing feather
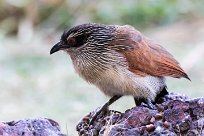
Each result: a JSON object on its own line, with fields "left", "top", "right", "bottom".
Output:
{"left": 112, "top": 25, "right": 190, "bottom": 79}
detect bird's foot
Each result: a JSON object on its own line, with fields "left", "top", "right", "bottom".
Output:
{"left": 141, "top": 99, "right": 156, "bottom": 110}
{"left": 134, "top": 97, "right": 156, "bottom": 110}
{"left": 89, "top": 103, "right": 109, "bottom": 125}
{"left": 89, "top": 95, "right": 122, "bottom": 125}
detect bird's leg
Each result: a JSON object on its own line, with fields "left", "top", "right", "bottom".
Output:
{"left": 134, "top": 97, "right": 156, "bottom": 109}
{"left": 134, "top": 97, "right": 145, "bottom": 106}
{"left": 154, "top": 87, "right": 169, "bottom": 104}
{"left": 89, "top": 95, "right": 122, "bottom": 125}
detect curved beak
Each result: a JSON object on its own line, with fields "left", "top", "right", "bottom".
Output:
{"left": 50, "top": 41, "right": 69, "bottom": 55}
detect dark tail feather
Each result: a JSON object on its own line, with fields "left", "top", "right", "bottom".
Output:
{"left": 184, "top": 73, "right": 191, "bottom": 81}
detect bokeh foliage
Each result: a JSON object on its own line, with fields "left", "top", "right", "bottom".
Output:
{"left": 1, "top": 0, "right": 204, "bottom": 36}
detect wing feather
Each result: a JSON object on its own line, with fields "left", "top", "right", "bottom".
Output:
{"left": 112, "top": 25, "right": 190, "bottom": 80}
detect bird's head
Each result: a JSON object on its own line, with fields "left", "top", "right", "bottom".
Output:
{"left": 50, "top": 23, "right": 117, "bottom": 55}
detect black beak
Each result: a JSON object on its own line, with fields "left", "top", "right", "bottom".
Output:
{"left": 50, "top": 41, "right": 69, "bottom": 55}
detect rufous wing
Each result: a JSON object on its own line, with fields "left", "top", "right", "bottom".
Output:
{"left": 112, "top": 25, "right": 190, "bottom": 80}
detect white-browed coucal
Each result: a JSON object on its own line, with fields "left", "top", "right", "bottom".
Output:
{"left": 50, "top": 23, "right": 190, "bottom": 124}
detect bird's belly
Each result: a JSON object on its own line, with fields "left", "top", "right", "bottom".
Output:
{"left": 94, "top": 67, "right": 166, "bottom": 100}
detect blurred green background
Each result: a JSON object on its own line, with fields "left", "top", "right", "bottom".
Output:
{"left": 0, "top": 0, "right": 204, "bottom": 135}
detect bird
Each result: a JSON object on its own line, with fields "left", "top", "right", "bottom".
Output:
{"left": 50, "top": 23, "right": 190, "bottom": 124}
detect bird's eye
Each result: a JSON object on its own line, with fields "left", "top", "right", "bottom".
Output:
{"left": 75, "top": 34, "right": 86, "bottom": 45}
{"left": 67, "top": 37, "right": 76, "bottom": 45}
{"left": 67, "top": 34, "right": 87, "bottom": 48}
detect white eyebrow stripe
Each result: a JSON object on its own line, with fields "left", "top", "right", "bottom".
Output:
{"left": 68, "top": 32, "right": 84, "bottom": 39}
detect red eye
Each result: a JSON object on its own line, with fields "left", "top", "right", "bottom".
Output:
{"left": 67, "top": 37, "right": 76, "bottom": 45}
{"left": 66, "top": 34, "right": 87, "bottom": 48}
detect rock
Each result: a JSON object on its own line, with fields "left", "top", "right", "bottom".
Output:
{"left": 0, "top": 118, "right": 66, "bottom": 136}
{"left": 76, "top": 93, "right": 204, "bottom": 136}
